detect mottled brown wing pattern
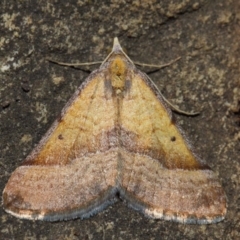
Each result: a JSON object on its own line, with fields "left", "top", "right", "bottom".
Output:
{"left": 3, "top": 38, "right": 226, "bottom": 223}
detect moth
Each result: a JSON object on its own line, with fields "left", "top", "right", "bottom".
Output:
{"left": 3, "top": 38, "right": 226, "bottom": 224}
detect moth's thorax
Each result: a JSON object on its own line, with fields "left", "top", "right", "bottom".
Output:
{"left": 109, "top": 55, "right": 127, "bottom": 90}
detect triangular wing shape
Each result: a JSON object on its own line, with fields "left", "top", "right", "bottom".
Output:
{"left": 117, "top": 67, "right": 226, "bottom": 224}
{"left": 3, "top": 62, "right": 119, "bottom": 221}
{"left": 3, "top": 38, "right": 226, "bottom": 223}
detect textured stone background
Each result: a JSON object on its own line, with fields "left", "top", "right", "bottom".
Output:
{"left": 0, "top": 1, "right": 239, "bottom": 239}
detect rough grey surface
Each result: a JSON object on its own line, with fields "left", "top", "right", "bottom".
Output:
{"left": 0, "top": 1, "right": 239, "bottom": 239}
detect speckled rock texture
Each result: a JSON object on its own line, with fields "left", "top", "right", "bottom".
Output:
{"left": 0, "top": 1, "right": 239, "bottom": 239}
